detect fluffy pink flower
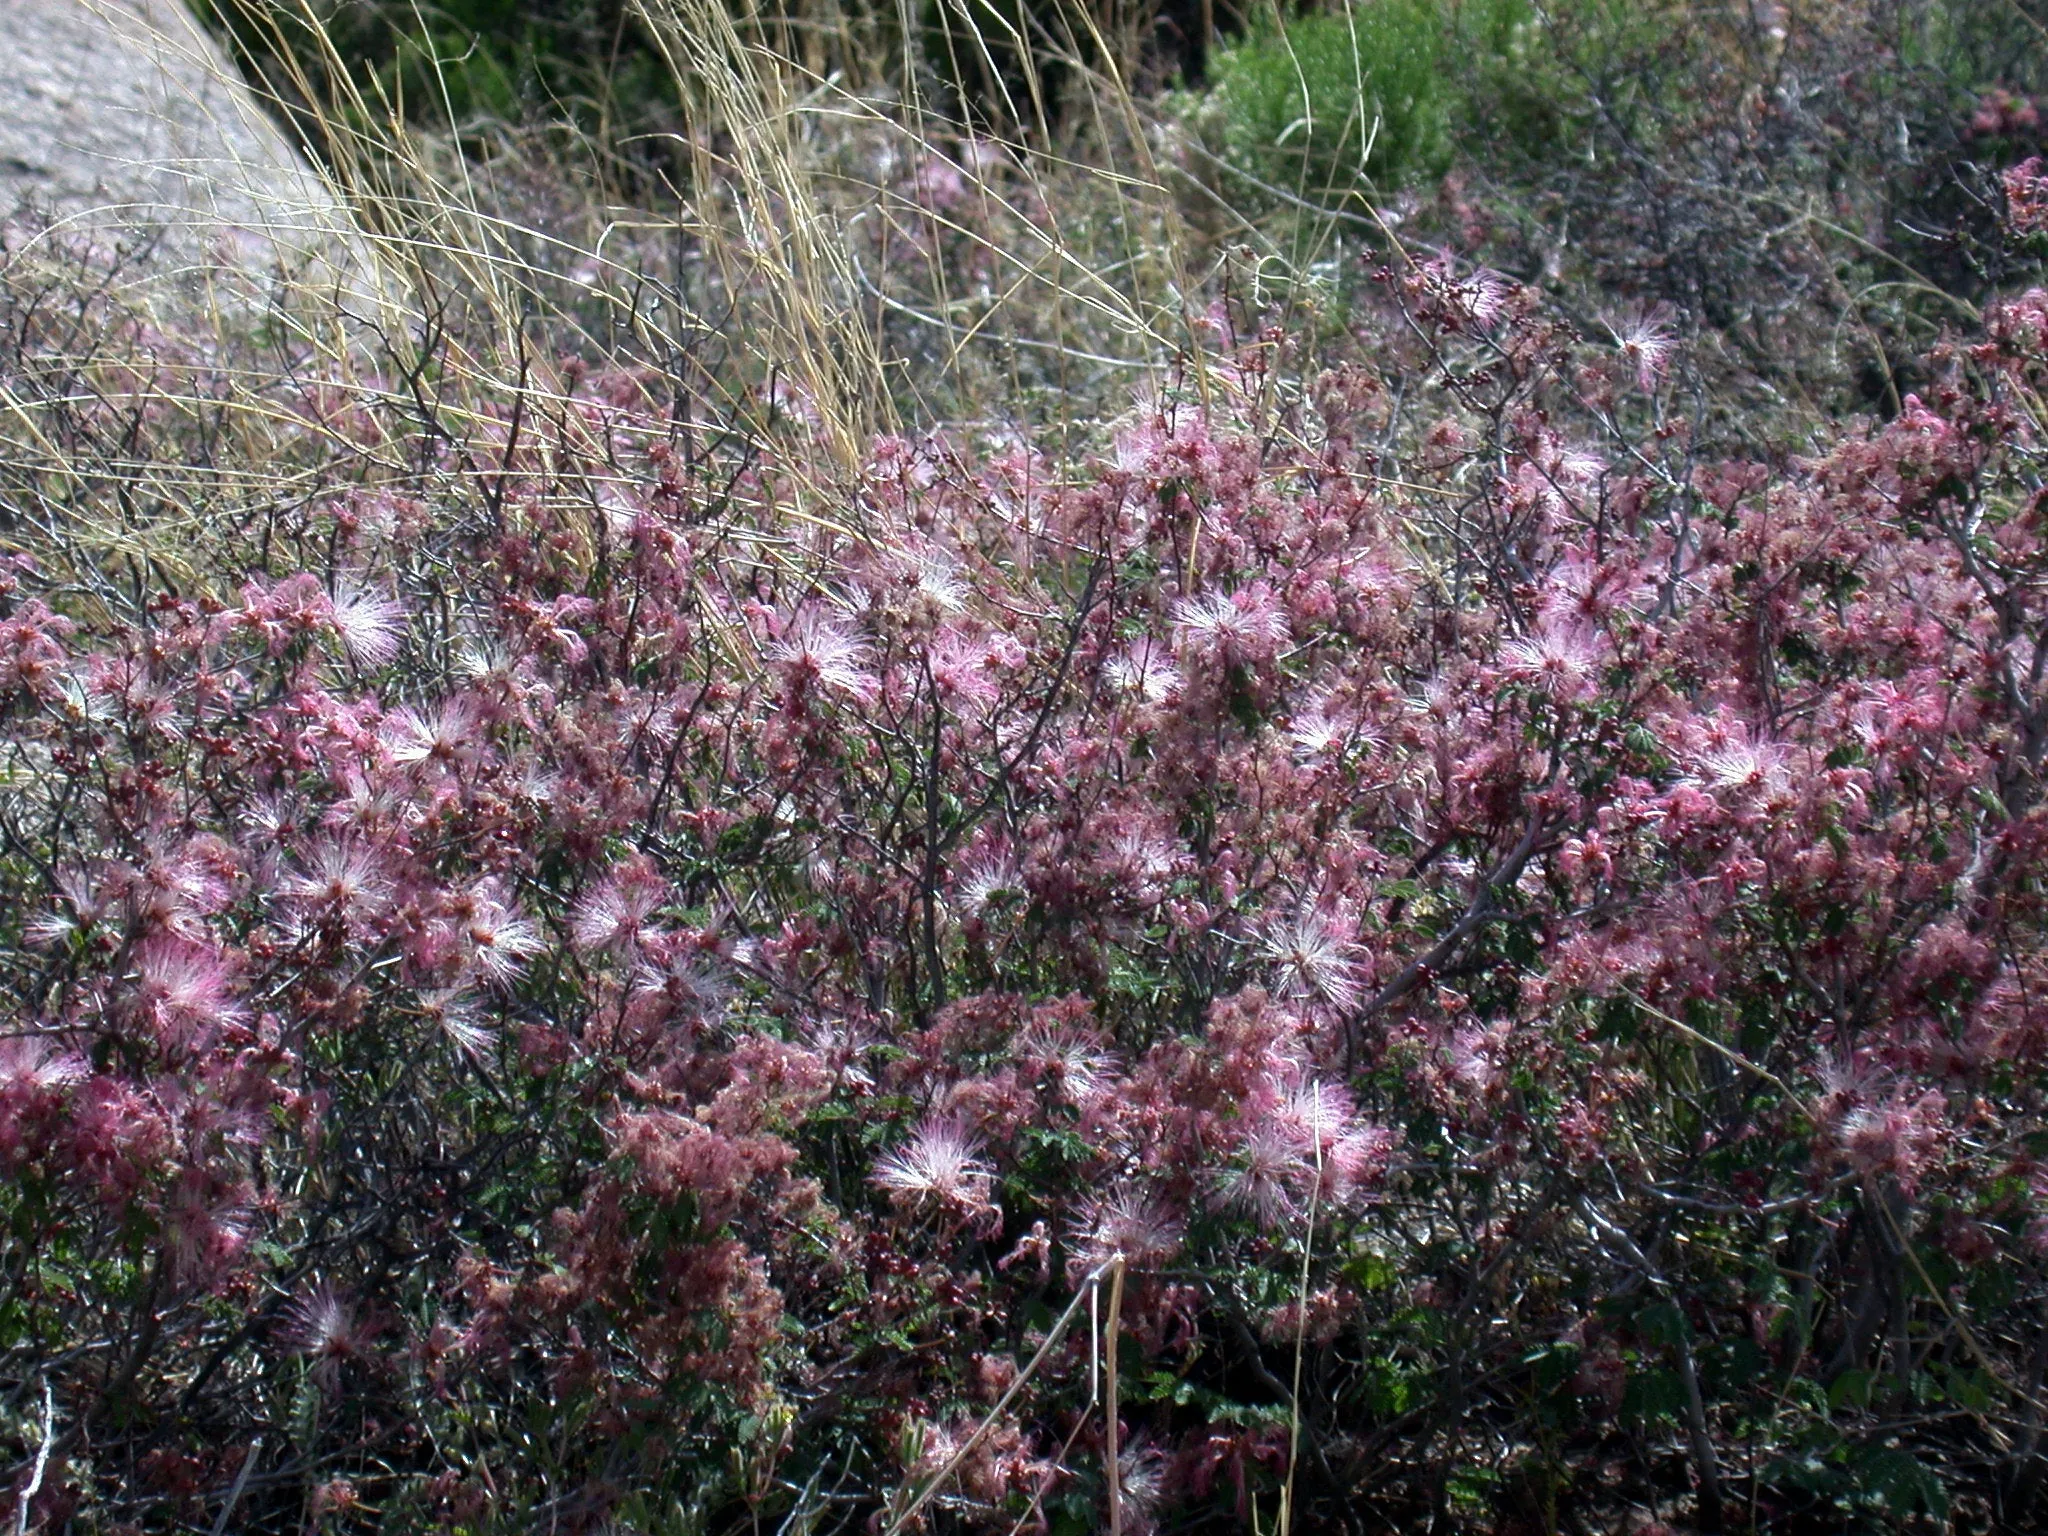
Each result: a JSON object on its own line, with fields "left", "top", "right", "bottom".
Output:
{"left": 161, "top": 1174, "right": 251, "bottom": 1289}
{"left": 24, "top": 867, "right": 109, "bottom": 948}
{"left": 1448, "top": 1024, "right": 1503, "bottom": 1095}
{"left": 954, "top": 852, "right": 1024, "bottom": 916}
{"left": 1499, "top": 620, "right": 1607, "bottom": 702}
{"left": 1286, "top": 692, "right": 1359, "bottom": 760}
{"left": 1694, "top": 733, "right": 1791, "bottom": 796}
{"left": 131, "top": 938, "right": 245, "bottom": 1048}
{"left": 1415, "top": 257, "right": 1509, "bottom": 328}
{"left": 328, "top": 581, "right": 407, "bottom": 667}
{"left": 1608, "top": 305, "right": 1677, "bottom": 390}
{"left": 1103, "top": 638, "right": 1182, "bottom": 703}
{"left": 454, "top": 877, "right": 544, "bottom": 986}
{"left": 1171, "top": 585, "right": 1290, "bottom": 661}
{"left": 384, "top": 697, "right": 486, "bottom": 773}
{"left": 2004, "top": 157, "right": 2048, "bottom": 237}
{"left": 419, "top": 988, "right": 497, "bottom": 1062}
{"left": 1258, "top": 908, "right": 1365, "bottom": 1012}
{"left": 0, "top": 1036, "right": 88, "bottom": 1095}
{"left": 1839, "top": 1092, "right": 1946, "bottom": 1192}
{"left": 125, "top": 836, "right": 239, "bottom": 935}
{"left": 284, "top": 1280, "right": 367, "bottom": 1388}
{"left": 768, "top": 606, "right": 876, "bottom": 700}
{"left": 572, "top": 864, "right": 669, "bottom": 955}
{"left": 280, "top": 839, "right": 392, "bottom": 928}
{"left": 1016, "top": 1026, "right": 1115, "bottom": 1105}
{"left": 1072, "top": 1188, "right": 1183, "bottom": 1274}
{"left": 1216, "top": 1121, "right": 1305, "bottom": 1227}
{"left": 928, "top": 625, "right": 1003, "bottom": 707}
{"left": 872, "top": 1117, "right": 995, "bottom": 1215}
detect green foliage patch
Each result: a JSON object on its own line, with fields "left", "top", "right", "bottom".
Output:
{"left": 1202, "top": 3, "right": 1454, "bottom": 203}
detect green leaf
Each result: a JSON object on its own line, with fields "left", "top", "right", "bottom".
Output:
{"left": 1622, "top": 1367, "right": 1687, "bottom": 1425}
{"left": 1343, "top": 1252, "right": 1399, "bottom": 1291}
{"left": 1827, "top": 1369, "right": 1873, "bottom": 1411}
{"left": 1850, "top": 1444, "right": 1949, "bottom": 1519}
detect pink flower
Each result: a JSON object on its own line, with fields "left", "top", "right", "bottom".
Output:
{"left": 161, "top": 1175, "right": 251, "bottom": 1289}
{"left": 1071, "top": 1188, "right": 1183, "bottom": 1274}
{"left": 384, "top": 697, "right": 486, "bottom": 773}
{"left": 2004, "top": 158, "right": 2048, "bottom": 237}
{"left": 0, "top": 600, "right": 72, "bottom": 698}
{"left": 310, "top": 1479, "right": 361, "bottom": 1520}
{"left": 280, "top": 839, "right": 392, "bottom": 927}
{"left": 454, "top": 877, "right": 544, "bottom": 986}
{"left": 1839, "top": 1091, "right": 1946, "bottom": 1192}
{"left": 24, "top": 867, "right": 109, "bottom": 948}
{"left": 1216, "top": 1121, "right": 1304, "bottom": 1227}
{"left": 572, "top": 864, "right": 669, "bottom": 955}
{"left": 1448, "top": 1024, "right": 1502, "bottom": 1095}
{"left": 1608, "top": 306, "right": 1676, "bottom": 390}
{"left": 1274, "top": 1078, "right": 1356, "bottom": 1148}
{"left": 768, "top": 606, "right": 876, "bottom": 700}
{"left": 1115, "top": 1439, "right": 1167, "bottom": 1533}
{"left": 872, "top": 1117, "right": 995, "bottom": 1214}
{"left": 634, "top": 943, "right": 734, "bottom": 1020}
{"left": 1323, "top": 1124, "right": 1397, "bottom": 1198}
{"left": 954, "top": 852, "right": 1024, "bottom": 916}
{"left": 1016, "top": 1026, "right": 1115, "bottom": 1105}
{"left": 1108, "top": 826, "right": 1178, "bottom": 905}
{"left": 909, "top": 153, "right": 968, "bottom": 211}
{"left": 284, "top": 1280, "right": 366, "bottom": 1388}
{"left": 928, "top": 626, "right": 1003, "bottom": 707}
{"left": 1499, "top": 619, "right": 1607, "bottom": 702}
{"left": 125, "top": 836, "right": 239, "bottom": 935}
{"left": 327, "top": 581, "right": 406, "bottom": 667}
{"left": 1415, "top": 257, "right": 1509, "bottom": 328}
{"left": 1171, "top": 585, "right": 1290, "bottom": 661}
{"left": 890, "top": 543, "right": 967, "bottom": 615}
{"left": 0, "top": 1036, "right": 87, "bottom": 1094}
{"left": 1286, "top": 692, "right": 1359, "bottom": 760}
{"left": 419, "top": 988, "right": 497, "bottom": 1062}
{"left": 1694, "top": 733, "right": 1791, "bottom": 796}
{"left": 1258, "top": 908, "right": 1365, "bottom": 1012}
{"left": 1104, "top": 638, "right": 1183, "bottom": 703}
{"left": 131, "top": 938, "right": 245, "bottom": 1048}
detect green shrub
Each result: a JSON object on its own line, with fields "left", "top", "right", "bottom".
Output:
{"left": 194, "top": 0, "right": 680, "bottom": 140}
{"left": 1205, "top": 3, "right": 1455, "bottom": 205}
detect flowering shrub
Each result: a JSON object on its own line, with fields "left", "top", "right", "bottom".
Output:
{"left": 7, "top": 222, "right": 2048, "bottom": 1535}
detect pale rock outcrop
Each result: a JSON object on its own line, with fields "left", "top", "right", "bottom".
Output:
{"left": 0, "top": 0, "right": 368, "bottom": 303}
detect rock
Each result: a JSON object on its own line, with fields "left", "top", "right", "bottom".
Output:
{"left": 0, "top": 0, "right": 367, "bottom": 304}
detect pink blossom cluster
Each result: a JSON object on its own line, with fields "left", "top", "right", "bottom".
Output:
{"left": 2008, "top": 157, "right": 2048, "bottom": 240}
{"left": 5, "top": 258, "right": 2048, "bottom": 1530}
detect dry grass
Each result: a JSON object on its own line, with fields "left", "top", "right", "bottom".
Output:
{"left": 0, "top": 0, "right": 1315, "bottom": 583}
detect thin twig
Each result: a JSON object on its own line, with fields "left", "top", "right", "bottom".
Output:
{"left": 208, "top": 1438, "right": 262, "bottom": 1536}
{"left": 1105, "top": 1257, "right": 1127, "bottom": 1536}
{"left": 14, "top": 1377, "right": 53, "bottom": 1536}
